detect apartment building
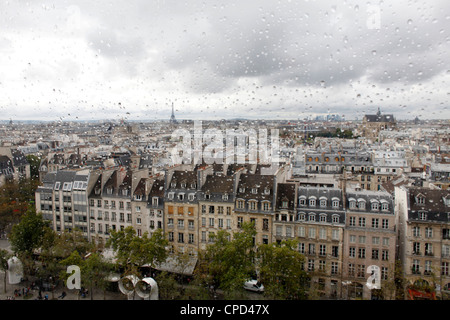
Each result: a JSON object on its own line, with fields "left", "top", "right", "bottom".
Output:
{"left": 88, "top": 168, "right": 148, "bottom": 244}
{"left": 235, "top": 173, "right": 276, "bottom": 246}
{"left": 342, "top": 189, "right": 396, "bottom": 300}
{"left": 294, "top": 186, "right": 345, "bottom": 298}
{"left": 36, "top": 169, "right": 90, "bottom": 236}
{"left": 198, "top": 173, "right": 237, "bottom": 250}
{"left": 396, "top": 186, "right": 450, "bottom": 299}
{"left": 164, "top": 166, "right": 212, "bottom": 256}
{"left": 147, "top": 178, "right": 165, "bottom": 236}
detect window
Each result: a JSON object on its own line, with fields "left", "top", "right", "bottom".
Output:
{"left": 249, "top": 201, "right": 257, "bottom": 211}
{"left": 237, "top": 200, "right": 244, "bottom": 209}
{"left": 419, "top": 212, "right": 427, "bottom": 220}
{"left": 319, "top": 244, "right": 326, "bottom": 256}
{"left": 309, "top": 198, "right": 316, "bottom": 207}
{"left": 382, "top": 219, "right": 389, "bottom": 229}
{"left": 309, "top": 213, "right": 316, "bottom": 222}
{"left": 372, "top": 218, "right": 379, "bottom": 229}
{"left": 413, "top": 226, "right": 420, "bottom": 237}
{"left": 371, "top": 202, "right": 379, "bottom": 211}
{"left": 382, "top": 250, "right": 389, "bottom": 261}
{"left": 425, "top": 227, "right": 433, "bottom": 238}
{"left": 442, "top": 262, "right": 449, "bottom": 276}
{"left": 417, "top": 196, "right": 425, "bottom": 205}
{"left": 332, "top": 199, "right": 339, "bottom": 208}
{"left": 412, "top": 260, "right": 420, "bottom": 274}
{"left": 319, "top": 228, "right": 326, "bottom": 239}
{"left": 320, "top": 199, "right": 327, "bottom": 207}
{"left": 359, "top": 217, "right": 366, "bottom": 227}
{"left": 358, "top": 248, "right": 366, "bottom": 259}
{"left": 413, "top": 242, "right": 420, "bottom": 255}
{"left": 349, "top": 200, "right": 356, "bottom": 209}
{"left": 308, "top": 259, "right": 315, "bottom": 272}
{"left": 331, "top": 262, "right": 338, "bottom": 275}
{"left": 358, "top": 201, "right": 366, "bottom": 210}
{"left": 298, "top": 226, "right": 305, "bottom": 237}
{"left": 263, "top": 219, "right": 269, "bottom": 231}
{"left": 308, "top": 227, "right": 316, "bottom": 239}
{"left": 372, "top": 249, "right": 379, "bottom": 260}
{"left": 349, "top": 216, "right": 356, "bottom": 226}
{"left": 319, "top": 214, "right": 327, "bottom": 222}
{"left": 237, "top": 217, "right": 243, "bottom": 228}
{"left": 425, "top": 243, "right": 433, "bottom": 256}
{"left": 332, "top": 229, "right": 339, "bottom": 240}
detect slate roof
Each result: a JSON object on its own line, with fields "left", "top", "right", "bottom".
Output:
{"left": 407, "top": 187, "right": 450, "bottom": 222}
{"left": 236, "top": 174, "right": 274, "bottom": 201}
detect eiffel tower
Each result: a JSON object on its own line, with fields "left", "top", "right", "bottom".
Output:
{"left": 170, "top": 103, "right": 177, "bottom": 124}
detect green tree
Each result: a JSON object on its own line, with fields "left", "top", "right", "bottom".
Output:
{"left": 107, "top": 227, "right": 169, "bottom": 276}
{"left": 9, "top": 206, "right": 49, "bottom": 256}
{"left": 60, "top": 250, "right": 114, "bottom": 300}
{"left": 37, "top": 229, "right": 92, "bottom": 299}
{"left": 0, "top": 249, "right": 11, "bottom": 293}
{"left": 200, "top": 222, "right": 257, "bottom": 298}
{"left": 257, "top": 239, "right": 309, "bottom": 300}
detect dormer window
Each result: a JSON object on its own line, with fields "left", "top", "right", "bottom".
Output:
{"left": 222, "top": 194, "right": 229, "bottom": 201}
{"left": 152, "top": 197, "right": 159, "bottom": 206}
{"left": 239, "top": 187, "right": 245, "bottom": 193}
{"left": 191, "top": 183, "right": 197, "bottom": 189}
{"left": 252, "top": 188, "right": 258, "bottom": 194}
{"left": 282, "top": 200, "right": 288, "bottom": 208}
{"left": 54, "top": 182, "right": 60, "bottom": 190}
{"left": 95, "top": 187, "right": 101, "bottom": 195}
{"left": 134, "top": 195, "right": 142, "bottom": 201}
{"left": 309, "top": 198, "right": 316, "bottom": 207}
{"left": 371, "top": 202, "right": 379, "bottom": 211}
{"left": 205, "top": 193, "right": 211, "bottom": 200}
{"left": 332, "top": 199, "right": 339, "bottom": 208}
{"left": 264, "top": 188, "right": 270, "bottom": 195}
{"left": 106, "top": 187, "right": 113, "bottom": 195}
{"left": 416, "top": 195, "right": 425, "bottom": 205}
{"left": 358, "top": 199, "right": 366, "bottom": 210}
{"left": 181, "top": 183, "right": 186, "bottom": 188}
{"left": 320, "top": 198, "right": 327, "bottom": 207}
{"left": 171, "top": 181, "right": 176, "bottom": 188}
{"left": 188, "top": 194, "right": 195, "bottom": 201}
{"left": 62, "top": 182, "right": 72, "bottom": 191}
{"left": 299, "top": 196, "right": 306, "bottom": 206}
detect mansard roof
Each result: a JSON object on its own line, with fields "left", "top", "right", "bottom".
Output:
{"left": 202, "top": 175, "right": 234, "bottom": 194}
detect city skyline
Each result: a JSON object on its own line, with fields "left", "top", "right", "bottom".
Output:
{"left": 0, "top": 1, "right": 449, "bottom": 122}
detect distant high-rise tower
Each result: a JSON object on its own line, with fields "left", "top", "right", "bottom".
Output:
{"left": 170, "top": 103, "right": 177, "bottom": 124}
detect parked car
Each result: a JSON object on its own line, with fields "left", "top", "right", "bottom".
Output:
{"left": 243, "top": 280, "right": 264, "bottom": 293}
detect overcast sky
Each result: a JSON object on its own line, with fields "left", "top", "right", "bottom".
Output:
{"left": 0, "top": 0, "right": 449, "bottom": 121}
